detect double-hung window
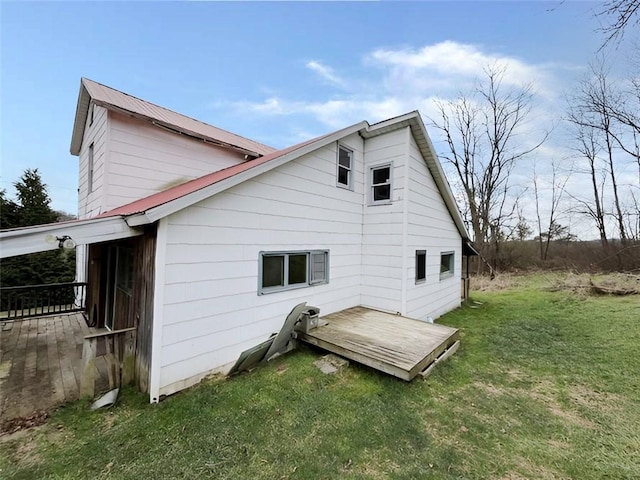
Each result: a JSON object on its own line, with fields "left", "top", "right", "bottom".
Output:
{"left": 259, "top": 250, "right": 329, "bottom": 294}
{"left": 371, "top": 164, "right": 392, "bottom": 204}
{"left": 337, "top": 145, "right": 353, "bottom": 189}
{"left": 88, "top": 143, "right": 95, "bottom": 194}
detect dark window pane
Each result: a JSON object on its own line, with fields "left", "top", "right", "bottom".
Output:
{"left": 288, "top": 254, "right": 307, "bottom": 284}
{"left": 338, "top": 148, "right": 351, "bottom": 168}
{"left": 416, "top": 251, "right": 426, "bottom": 281}
{"left": 440, "top": 254, "right": 453, "bottom": 273}
{"left": 373, "top": 166, "right": 390, "bottom": 185}
{"left": 373, "top": 184, "right": 391, "bottom": 201}
{"left": 338, "top": 166, "right": 349, "bottom": 186}
{"left": 263, "top": 255, "right": 284, "bottom": 288}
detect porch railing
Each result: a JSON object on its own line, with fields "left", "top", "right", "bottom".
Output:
{"left": 0, "top": 282, "right": 87, "bottom": 320}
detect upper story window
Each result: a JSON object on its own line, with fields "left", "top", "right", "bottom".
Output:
{"left": 337, "top": 145, "right": 353, "bottom": 189}
{"left": 370, "top": 164, "right": 392, "bottom": 204}
{"left": 440, "top": 252, "right": 454, "bottom": 279}
{"left": 89, "top": 103, "right": 95, "bottom": 126}
{"left": 259, "top": 250, "right": 329, "bottom": 295}
{"left": 88, "top": 143, "right": 95, "bottom": 194}
{"left": 415, "top": 250, "right": 426, "bottom": 283}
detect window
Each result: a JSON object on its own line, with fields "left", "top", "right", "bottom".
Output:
{"left": 371, "top": 164, "right": 391, "bottom": 203}
{"left": 88, "top": 143, "right": 95, "bottom": 194}
{"left": 337, "top": 145, "right": 353, "bottom": 189}
{"left": 259, "top": 250, "right": 329, "bottom": 294}
{"left": 89, "top": 103, "right": 95, "bottom": 126}
{"left": 415, "top": 250, "right": 426, "bottom": 283}
{"left": 440, "top": 252, "right": 454, "bottom": 279}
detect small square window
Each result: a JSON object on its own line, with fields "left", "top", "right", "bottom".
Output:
{"left": 440, "top": 252, "right": 454, "bottom": 279}
{"left": 416, "top": 250, "right": 426, "bottom": 283}
{"left": 371, "top": 164, "right": 391, "bottom": 203}
{"left": 337, "top": 145, "right": 352, "bottom": 189}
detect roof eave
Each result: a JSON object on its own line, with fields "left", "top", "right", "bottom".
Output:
{"left": 0, "top": 216, "right": 141, "bottom": 259}
{"left": 70, "top": 79, "right": 91, "bottom": 156}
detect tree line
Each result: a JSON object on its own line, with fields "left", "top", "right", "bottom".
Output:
{"left": 1, "top": 169, "right": 76, "bottom": 288}
{"left": 430, "top": 3, "right": 640, "bottom": 272}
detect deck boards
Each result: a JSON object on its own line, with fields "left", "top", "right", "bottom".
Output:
{"left": 299, "top": 307, "right": 459, "bottom": 381}
{"left": 0, "top": 313, "right": 109, "bottom": 424}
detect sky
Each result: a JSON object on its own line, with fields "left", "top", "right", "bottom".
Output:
{"left": 1, "top": 1, "right": 638, "bottom": 239}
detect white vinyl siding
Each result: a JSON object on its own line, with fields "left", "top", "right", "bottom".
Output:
{"left": 361, "top": 129, "right": 406, "bottom": 313}
{"left": 404, "top": 132, "right": 461, "bottom": 320}
{"left": 103, "top": 112, "right": 246, "bottom": 212}
{"left": 156, "top": 133, "right": 365, "bottom": 395}
{"left": 78, "top": 104, "right": 108, "bottom": 219}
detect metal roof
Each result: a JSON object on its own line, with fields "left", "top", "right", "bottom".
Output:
{"left": 94, "top": 111, "right": 470, "bottom": 241}
{"left": 70, "top": 78, "right": 276, "bottom": 157}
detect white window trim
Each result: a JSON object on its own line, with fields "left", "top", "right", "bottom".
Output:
{"left": 258, "top": 250, "right": 329, "bottom": 295}
{"left": 336, "top": 144, "right": 353, "bottom": 190}
{"left": 415, "top": 249, "right": 426, "bottom": 284}
{"left": 440, "top": 251, "right": 455, "bottom": 280}
{"left": 369, "top": 162, "right": 393, "bottom": 205}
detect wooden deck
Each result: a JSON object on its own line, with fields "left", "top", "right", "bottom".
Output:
{"left": 298, "top": 307, "right": 459, "bottom": 381}
{"left": 0, "top": 313, "right": 109, "bottom": 423}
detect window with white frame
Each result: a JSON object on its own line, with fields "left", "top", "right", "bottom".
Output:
{"left": 337, "top": 145, "right": 353, "bottom": 189}
{"left": 259, "top": 250, "right": 329, "bottom": 294}
{"left": 88, "top": 143, "right": 95, "bottom": 194}
{"left": 370, "top": 164, "right": 392, "bottom": 203}
{"left": 440, "top": 252, "right": 454, "bottom": 279}
{"left": 415, "top": 250, "right": 426, "bottom": 283}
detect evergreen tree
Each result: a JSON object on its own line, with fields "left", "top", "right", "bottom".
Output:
{"left": 0, "top": 189, "right": 20, "bottom": 229}
{"left": 13, "top": 168, "right": 58, "bottom": 226}
{"left": 1, "top": 169, "right": 75, "bottom": 294}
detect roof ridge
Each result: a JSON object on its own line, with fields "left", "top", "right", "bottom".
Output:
{"left": 81, "top": 77, "right": 276, "bottom": 153}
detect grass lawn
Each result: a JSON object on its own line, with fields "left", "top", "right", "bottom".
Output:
{"left": 1, "top": 274, "right": 639, "bottom": 479}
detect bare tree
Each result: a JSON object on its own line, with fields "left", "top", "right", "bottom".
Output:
{"left": 533, "top": 159, "right": 572, "bottom": 261}
{"left": 567, "top": 62, "right": 630, "bottom": 245}
{"left": 597, "top": 0, "right": 640, "bottom": 48}
{"left": 432, "top": 65, "right": 546, "bottom": 267}
{"left": 568, "top": 118, "right": 610, "bottom": 251}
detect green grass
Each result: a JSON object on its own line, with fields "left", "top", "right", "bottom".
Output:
{"left": 1, "top": 274, "right": 639, "bottom": 479}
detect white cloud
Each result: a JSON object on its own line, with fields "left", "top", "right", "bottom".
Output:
{"left": 305, "top": 60, "right": 346, "bottom": 88}
{"left": 213, "top": 40, "right": 639, "bottom": 240}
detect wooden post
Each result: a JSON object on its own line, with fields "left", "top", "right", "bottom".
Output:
{"left": 80, "top": 338, "right": 97, "bottom": 398}
{"left": 81, "top": 326, "right": 137, "bottom": 398}
{"left": 121, "top": 330, "right": 136, "bottom": 386}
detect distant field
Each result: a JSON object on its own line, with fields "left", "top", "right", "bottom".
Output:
{"left": 1, "top": 273, "right": 638, "bottom": 479}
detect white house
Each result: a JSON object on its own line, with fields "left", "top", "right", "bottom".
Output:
{"left": 1, "top": 78, "right": 476, "bottom": 402}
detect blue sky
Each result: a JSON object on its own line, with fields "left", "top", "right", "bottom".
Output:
{"left": 1, "top": 1, "right": 636, "bottom": 237}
